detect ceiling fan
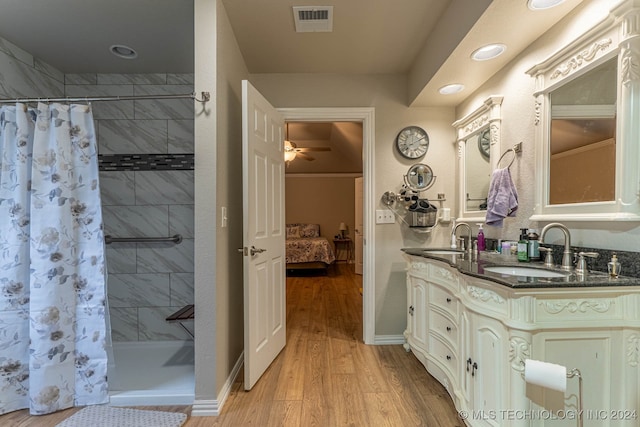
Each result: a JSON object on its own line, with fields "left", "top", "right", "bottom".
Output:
{"left": 284, "top": 123, "right": 331, "bottom": 164}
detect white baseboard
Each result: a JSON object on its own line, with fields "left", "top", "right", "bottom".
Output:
{"left": 191, "top": 352, "right": 244, "bottom": 417}
{"left": 373, "top": 334, "right": 405, "bottom": 345}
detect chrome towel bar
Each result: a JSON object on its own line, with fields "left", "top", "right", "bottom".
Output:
{"left": 104, "top": 234, "right": 183, "bottom": 244}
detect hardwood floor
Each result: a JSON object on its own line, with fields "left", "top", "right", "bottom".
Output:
{"left": 2, "top": 263, "right": 463, "bottom": 427}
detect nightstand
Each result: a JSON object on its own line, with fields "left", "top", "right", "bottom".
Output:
{"left": 333, "top": 238, "right": 352, "bottom": 263}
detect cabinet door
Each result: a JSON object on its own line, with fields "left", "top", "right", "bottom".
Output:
{"left": 408, "top": 275, "right": 428, "bottom": 352}
{"left": 462, "top": 310, "right": 506, "bottom": 427}
{"left": 472, "top": 314, "right": 506, "bottom": 427}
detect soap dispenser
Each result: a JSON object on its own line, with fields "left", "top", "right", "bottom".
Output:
{"left": 608, "top": 253, "right": 621, "bottom": 278}
{"left": 476, "top": 223, "right": 486, "bottom": 252}
{"left": 517, "top": 228, "right": 529, "bottom": 262}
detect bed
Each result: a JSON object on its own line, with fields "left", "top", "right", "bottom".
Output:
{"left": 286, "top": 223, "right": 336, "bottom": 272}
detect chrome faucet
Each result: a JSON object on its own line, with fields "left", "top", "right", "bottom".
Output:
{"left": 540, "top": 222, "right": 573, "bottom": 270}
{"left": 452, "top": 222, "right": 472, "bottom": 253}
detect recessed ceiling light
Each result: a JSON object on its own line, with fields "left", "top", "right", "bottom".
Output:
{"left": 527, "top": 0, "right": 565, "bottom": 10}
{"left": 471, "top": 44, "right": 506, "bottom": 61}
{"left": 110, "top": 44, "right": 138, "bottom": 59}
{"left": 439, "top": 84, "right": 465, "bottom": 95}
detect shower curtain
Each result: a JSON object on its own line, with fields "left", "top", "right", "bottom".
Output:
{"left": 0, "top": 102, "right": 108, "bottom": 415}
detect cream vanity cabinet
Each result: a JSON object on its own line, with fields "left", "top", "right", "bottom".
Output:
{"left": 403, "top": 254, "right": 640, "bottom": 427}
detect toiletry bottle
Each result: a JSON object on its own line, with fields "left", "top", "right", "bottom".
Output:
{"left": 527, "top": 229, "right": 540, "bottom": 261}
{"left": 517, "top": 228, "right": 529, "bottom": 262}
{"left": 476, "top": 223, "right": 486, "bottom": 252}
{"left": 608, "top": 253, "right": 621, "bottom": 278}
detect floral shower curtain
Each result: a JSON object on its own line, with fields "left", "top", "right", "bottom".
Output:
{"left": 0, "top": 102, "right": 108, "bottom": 415}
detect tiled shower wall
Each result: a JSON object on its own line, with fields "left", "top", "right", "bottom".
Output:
{"left": 1, "top": 36, "right": 194, "bottom": 341}
{"left": 64, "top": 74, "right": 195, "bottom": 342}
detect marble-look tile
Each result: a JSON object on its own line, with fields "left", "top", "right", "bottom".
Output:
{"left": 169, "top": 205, "right": 194, "bottom": 238}
{"left": 108, "top": 273, "right": 171, "bottom": 308}
{"left": 135, "top": 171, "right": 194, "bottom": 205}
{"left": 65, "top": 74, "right": 98, "bottom": 85}
{"left": 167, "top": 74, "right": 194, "bottom": 85}
{"left": 170, "top": 273, "right": 194, "bottom": 307}
{"left": 106, "top": 243, "right": 137, "bottom": 274}
{"left": 34, "top": 58, "right": 64, "bottom": 83}
{"left": 98, "top": 119, "right": 168, "bottom": 154}
{"left": 102, "top": 205, "right": 169, "bottom": 238}
{"left": 99, "top": 171, "right": 136, "bottom": 205}
{"left": 0, "top": 37, "right": 33, "bottom": 67}
{"left": 133, "top": 85, "right": 194, "bottom": 119}
{"left": 65, "top": 85, "right": 134, "bottom": 119}
{"left": 98, "top": 74, "right": 167, "bottom": 85}
{"left": 0, "top": 54, "right": 64, "bottom": 98}
{"left": 110, "top": 307, "right": 138, "bottom": 341}
{"left": 138, "top": 307, "right": 192, "bottom": 340}
{"left": 168, "top": 119, "right": 194, "bottom": 153}
{"left": 137, "top": 239, "right": 194, "bottom": 273}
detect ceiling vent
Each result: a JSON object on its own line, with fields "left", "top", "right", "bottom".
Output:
{"left": 292, "top": 6, "right": 333, "bottom": 32}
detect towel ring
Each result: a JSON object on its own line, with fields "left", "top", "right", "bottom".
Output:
{"left": 497, "top": 142, "right": 522, "bottom": 169}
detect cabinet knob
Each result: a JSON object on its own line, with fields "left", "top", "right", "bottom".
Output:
{"left": 446, "top": 326, "right": 452, "bottom": 332}
{"left": 446, "top": 355, "right": 452, "bottom": 361}
{"left": 472, "top": 362, "right": 478, "bottom": 377}
{"left": 467, "top": 358, "right": 472, "bottom": 371}
{"left": 446, "top": 297, "right": 452, "bottom": 303}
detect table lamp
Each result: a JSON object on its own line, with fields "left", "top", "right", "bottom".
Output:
{"left": 339, "top": 222, "right": 347, "bottom": 238}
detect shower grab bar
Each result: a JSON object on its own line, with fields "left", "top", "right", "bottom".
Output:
{"left": 104, "top": 234, "right": 183, "bottom": 244}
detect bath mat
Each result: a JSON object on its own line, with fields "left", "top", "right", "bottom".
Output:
{"left": 55, "top": 405, "right": 187, "bottom": 427}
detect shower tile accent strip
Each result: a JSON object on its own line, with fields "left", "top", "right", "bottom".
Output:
{"left": 99, "top": 153, "right": 195, "bottom": 171}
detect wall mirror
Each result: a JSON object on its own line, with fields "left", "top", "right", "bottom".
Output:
{"left": 528, "top": 0, "right": 640, "bottom": 221}
{"left": 403, "top": 163, "right": 435, "bottom": 192}
{"left": 453, "top": 96, "right": 503, "bottom": 222}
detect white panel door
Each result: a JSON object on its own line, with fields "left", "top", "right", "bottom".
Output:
{"left": 354, "top": 176, "right": 364, "bottom": 275}
{"left": 242, "top": 80, "right": 286, "bottom": 390}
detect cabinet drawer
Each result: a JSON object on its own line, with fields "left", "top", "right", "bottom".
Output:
{"left": 429, "top": 309, "right": 458, "bottom": 350}
{"left": 429, "top": 333, "right": 458, "bottom": 382}
{"left": 429, "top": 283, "right": 459, "bottom": 318}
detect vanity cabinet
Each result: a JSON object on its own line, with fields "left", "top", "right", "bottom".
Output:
{"left": 404, "top": 254, "right": 640, "bottom": 427}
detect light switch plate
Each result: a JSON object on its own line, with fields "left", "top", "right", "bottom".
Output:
{"left": 375, "top": 209, "right": 395, "bottom": 224}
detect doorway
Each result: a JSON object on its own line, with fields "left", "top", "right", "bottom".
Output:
{"left": 279, "top": 107, "right": 375, "bottom": 344}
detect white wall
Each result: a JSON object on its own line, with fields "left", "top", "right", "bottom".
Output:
{"left": 456, "top": 0, "right": 639, "bottom": 251}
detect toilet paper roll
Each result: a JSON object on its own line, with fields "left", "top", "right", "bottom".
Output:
{"left": 524, "top": 359, "right": 567, "bottom": 392}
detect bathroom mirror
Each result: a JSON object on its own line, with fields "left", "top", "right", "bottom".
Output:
{"left": 453, "top": 96, "right": 503, "bottom": 222}
{"left": 403, "top": 163, "right": 435, "bottom": 192}
{"left": 528, "top": 0, "right": 640, "bottom": 221}
{"left": 548, "top": 57, "right": 616, "bottom": 205}
{"left": 465, "top": 128, "right": 491, "bottom": 211}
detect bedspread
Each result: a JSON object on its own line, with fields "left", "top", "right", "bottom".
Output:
{"left": 285, "top": 237, "right": 336, "bottom": 264}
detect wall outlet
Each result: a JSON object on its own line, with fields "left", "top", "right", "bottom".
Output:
{"left": 375, "top": 209, "right": 395, "bottom": 224}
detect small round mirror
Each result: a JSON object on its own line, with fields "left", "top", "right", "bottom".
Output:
{"left": 403, "top": 163, "right": 435, "bottom": 192}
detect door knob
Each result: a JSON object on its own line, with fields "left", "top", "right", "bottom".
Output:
{"left": 239, "top": 246, "right": 267, "bottom": 256}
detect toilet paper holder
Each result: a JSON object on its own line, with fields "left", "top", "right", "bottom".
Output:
{"left": 521, "top": 362, "right": 583, "bottom": 427}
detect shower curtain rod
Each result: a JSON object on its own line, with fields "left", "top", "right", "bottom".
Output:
{"left": 0, "top": 91, "right": 210, "bottom": 104}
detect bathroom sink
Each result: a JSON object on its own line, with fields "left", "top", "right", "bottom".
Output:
{"left": 422, "top": 249, "right": 465, "bottom": 255}
{"left": 483, "top": 265, "right": 570, "bottom": 278}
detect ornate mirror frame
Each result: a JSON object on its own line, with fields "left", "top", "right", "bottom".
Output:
{"left": 453, "top": 95, "right": 503, "bottom": 223}
{"left": 527, "top": 0, "right": 640, "bottom": 222}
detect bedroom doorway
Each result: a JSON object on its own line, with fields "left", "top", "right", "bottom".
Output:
{"left": 279, "top": 108, "right": 375, "bottom": 344}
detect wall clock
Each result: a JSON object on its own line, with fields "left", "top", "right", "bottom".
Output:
{"left": 395, "top": 126, "right": 429, "bottom": 159}
{"left": 478, "top": 128, "right": 491, "bottom": 159}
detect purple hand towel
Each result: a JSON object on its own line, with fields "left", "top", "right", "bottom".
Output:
{"left": 486, "top": 168, "right": 518, "bottom": 227}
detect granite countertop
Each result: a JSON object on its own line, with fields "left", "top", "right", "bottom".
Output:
{"left": 401, "top": 247, "right": 640, "bottom": 289}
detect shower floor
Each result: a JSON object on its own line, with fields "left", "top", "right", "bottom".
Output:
{"left": 109, "top": 340, "right": 194, "bottom": 406}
